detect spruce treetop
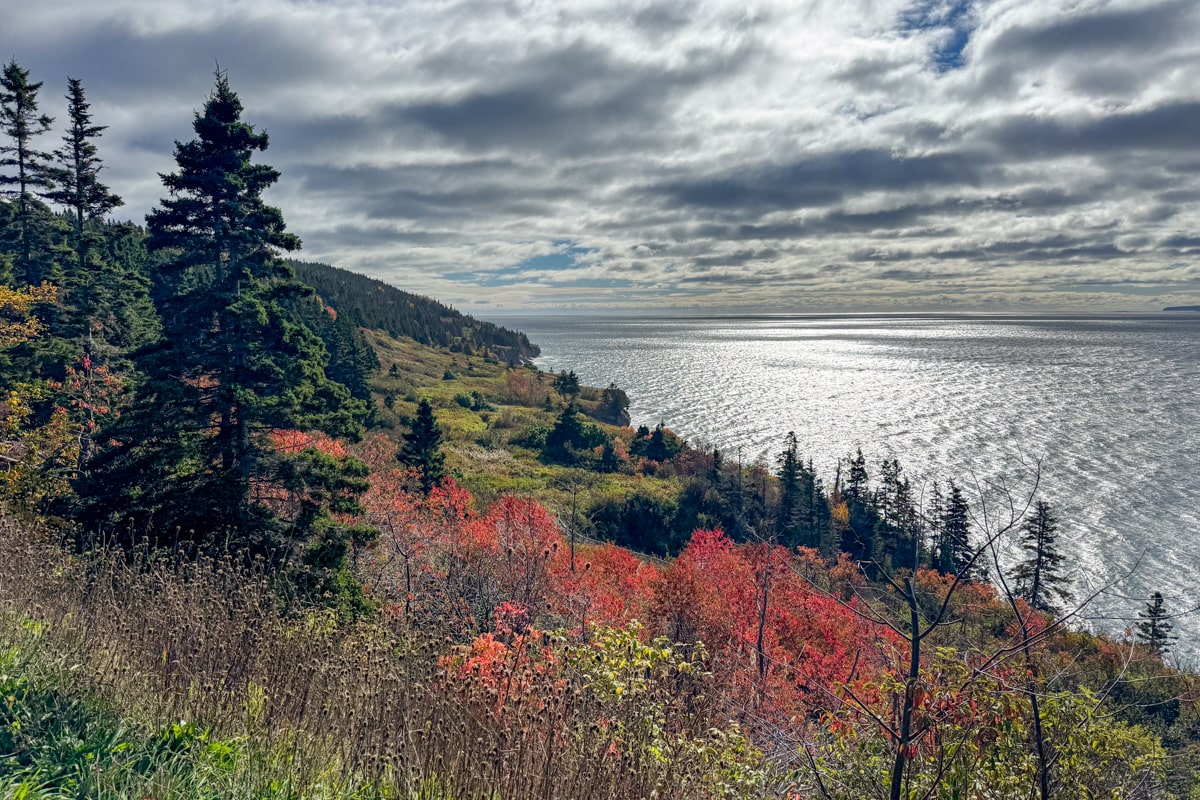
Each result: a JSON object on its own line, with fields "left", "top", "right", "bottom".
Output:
{"left": 48, "top": 77, "right": 122, "bottom": 231}
{"left": 0, "top": 59, "right": 55, "bottom": 206}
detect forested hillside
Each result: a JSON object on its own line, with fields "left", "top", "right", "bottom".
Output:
{"left": 2, "top": 60, "right": 1197, "bottom": 800}
{"left": 291, "top": 259, "right": 539, "bottom": 361}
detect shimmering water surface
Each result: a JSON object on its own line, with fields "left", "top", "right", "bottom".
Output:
{"left": 507, "top": 314, "right": 1200, "bottom": 659}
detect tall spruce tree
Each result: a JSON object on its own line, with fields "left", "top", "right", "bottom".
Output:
{"left": 0, "top": 60, "right": 56, "bottom": 285}
{"left": 1137, "top": 592, "right": 1177, "bottom": 656}
{"left": 47, "top": 78, "right": 123, "bottom": 337}
{"left": 938, "top": 480, "right": 973, "bottom": 578}
{"left": 776, "top": 431, "right": 802, "bottom": 542}
{"left": 844, "top": 448, "right": 869, "bottom": 504}
{"left": 1012, "top": 500, "right": 1072, "bottom": 614}
{"left": 78, "top": 73, "right": 368, "bottom": 564}
{"left": 48, "top": 79, "right": 121, "bottom": 264}
{"left": 397, "top": 398, "right": 444, "bottom": 492}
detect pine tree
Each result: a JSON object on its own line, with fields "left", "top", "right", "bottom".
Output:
{"left": 1012, "top": 500, "right": 1072, "bottom": 614}
{"left": 397, "top": 398, "right": 444, "bottom": 492}
{"left": 1137, "top": 592, "right": 1177, "bottom": 656}
{"left": 0, "top": 60, "right": 56, "bottom": 284}
{"left": 78, "top": 73, "right": 368, "bottom": 562}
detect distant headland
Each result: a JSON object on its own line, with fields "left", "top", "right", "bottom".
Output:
{"left": 1163, "top": 305, "right": 1200, "bottom": 312}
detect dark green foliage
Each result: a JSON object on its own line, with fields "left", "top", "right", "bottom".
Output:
{"left": 397, "top": 398, "right": 445, "bottom": 492}
{"left": 1013, "top": 500, "right": 1072, "bottom": 614}
{"left": 81, "top": 219, "right": 160, "bottom": 351}
{"left": 0, "top": 60, "right": 56, "bottom": 285}
{"left": 674, "top": 476, "right": 732, "bottom": 540}
{"left": 870, "top": 458, "right": 921, "bottom": 572}
{"left": 553, "top": 369, "right": 580, "bottom": 399}
{"left": 281, "top": 292, "right": 380, "bottom": 410}
{"left": 598, "top": 440, "right": 622, "bottom": 473}
{"left": 0, "top": 201, "right": 158, "bottom": 386}
{"left": 542, "top": 401, "right": 612, "bottom": 467}
{"left": 77, "top": 74, "right": 367, "bottom": 566}
{"left": 0, "top": 201, "right": 72, "bottom": 387}
{"left": 544, "top": 402, "right": 587, "bottom": 463}
{"left": 289, "top": 259, "right": 540, "bottom": 359}
{"left": 455, "top": 390, "right": 494, "bottom": 411}
{"left": 589, "top": 490, "right": 682, "bottom": 556}
{"left": 777, "top": 432, "right": 819, "bottom": 548}
{"left": 46, "top": 78, "right": 122, "bottom": 278}
{"left": 937, "top": 480, "right": 973, "bottom": 578}
{"left": 844, "top": 448, "right": 869, "bottom": 504}
{"left": 280, "top": 446, "right": 378, "bottom": 612}
{"left": 1138, "top": 592, "right": 1178, "bottom": 656}
{"left": 631, "top": 422, "right": 681, "bottom": 463}
{"left": 38, "top": 79, "right": 158, "bottom": 424}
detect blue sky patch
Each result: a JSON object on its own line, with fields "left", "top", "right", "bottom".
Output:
{"left": 444, "top": 241, "right": 613, "bottom": 287}
{"left": 901, "top": 0, "right": 975, "bottom": 72}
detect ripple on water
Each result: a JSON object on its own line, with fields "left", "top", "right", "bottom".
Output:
{"left": 514, "top": 314, "right": 1200, "bottom": 659}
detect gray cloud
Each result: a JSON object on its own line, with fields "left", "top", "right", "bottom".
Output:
{"left": 651, "top": 149, "right": 987, "bottom": 215}
{"left": 0, "top": 0, "right": 1197, "bottom": 312}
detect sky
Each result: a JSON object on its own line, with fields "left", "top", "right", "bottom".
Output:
{"left": 3, "top": 0, "right": 1199, "bottom": 313}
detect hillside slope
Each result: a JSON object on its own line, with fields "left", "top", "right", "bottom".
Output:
{"left": 290, "top": 260, "right": 539, "bottom": 361}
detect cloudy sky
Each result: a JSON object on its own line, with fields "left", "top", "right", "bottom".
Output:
{"left": 4, "top": 0, "right": 1199, "bottom": 312}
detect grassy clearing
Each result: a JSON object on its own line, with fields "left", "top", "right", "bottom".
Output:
{"left": 364, "top": 330, "right": 672, "bottom": 515}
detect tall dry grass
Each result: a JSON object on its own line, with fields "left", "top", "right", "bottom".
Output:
{"left": 0, "top": 512, "right": 776, "bottom": 799}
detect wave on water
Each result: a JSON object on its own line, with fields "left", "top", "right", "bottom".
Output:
{"left": 508, "top": 313, "right": 1200, "bottom": 662}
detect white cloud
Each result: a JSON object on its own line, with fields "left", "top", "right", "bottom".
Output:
{"left": 2, "top": 0, "right": 1197, "bottom": 311}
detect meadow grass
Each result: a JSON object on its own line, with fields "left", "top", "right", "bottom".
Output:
{"left": 0, "top": 514, "right": 770, "bottom": 800}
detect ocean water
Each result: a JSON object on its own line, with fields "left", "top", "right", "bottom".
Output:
{"left": 506, "top": 314, "right": 1200, "bottom": 660}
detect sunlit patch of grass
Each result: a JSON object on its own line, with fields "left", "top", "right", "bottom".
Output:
{"left": 354, "top": 329, "right": 690, "bottom": 514}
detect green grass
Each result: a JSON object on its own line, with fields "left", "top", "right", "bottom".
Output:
{"left": 363, "top": 329, "right": 680, "bottom": 516}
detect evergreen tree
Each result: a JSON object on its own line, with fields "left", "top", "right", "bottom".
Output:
{"left": 1013, "top": 500, "right": 1072, "bottom": 614}
{"left": 644, "top": 421, "right": 679, "bottom": 462}
{"left": 925, "top": 481, "right": 945, "bottom": 568}
{"left": 78, "top": 74, "right": 368, "bottom": 562}
{"left": 397, "top": 398, "right": 444, "bottom": 492}
{"left": 46, "top": 78, "right": 124, "bottom": 341}
{"left": 598, "top": 440, "right": 621, "bottom": 473}
{"left": 0, "top": 60, "right": 56, "bottom": 284}
{"left": 282, "top": 292, "right": 379, "bottom": 409}
{"left": 553, "top": 368, "right": 580, "bottom": 400}
{"left": 1137, "top": 592, "right": 1177, "bottom": 656}
{"left": 543, "top": 401, "right": 590, "bottom": 466}
{"left": 48, "top": 79, "right": 121, "bottom": 271}
{"left": 844, "top": 448, "right": 869, "bottom": 504}
{"left": 87, "top": 219, "right": 159, "bottom": 352}
{"left": 939, "top": 480, "right": 973, "bottom": 577}
{"left": 776, "top": 431, "right": 801, "bottom": 542}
